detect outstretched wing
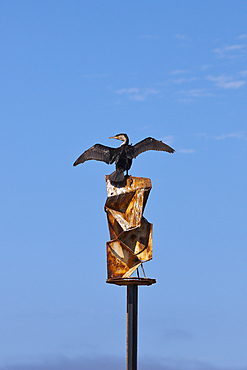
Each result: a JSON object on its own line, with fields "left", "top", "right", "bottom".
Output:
{"left": 73, "top": 144, "right": 115, "bottom": 166}
{"left": 133, "top": 137, "right": 175, "bottom": 158}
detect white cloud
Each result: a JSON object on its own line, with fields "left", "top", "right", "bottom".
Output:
{"left": 178, "top": 149, "right": 196, "bottom": 154}
{"left": 180, "top": 88, "right": 214, "bottom": 98}
{"left": 207, "top": 75, "right": 246, "bottom": 89}
{"left": 239, "top": 70, "right": 247, "bottom": 77}
{"left": 115, "top": 88, "right": 139, "bottom": 94}
{"left": 238, "top": 34, "right": 247, "bottom": 39}
{"left": 224, "top": 44, "right": 245, "bottom": 51}
{"left": 172, "top": 78, "right": 187, "bottom": 84}
{"left": 174, "top": 34, "right": 188, "bottom": 40}
{"left": 198, "top": 132, "right": 247, "bottom": 141}
{"left": 115, "top": 87, "right": 160, "bottom": 101}
{"left": 196, "top": 133, "right": 209, "bottom": 139}
{"left": 177, "top": 88, "right": 215, "bottom": 103}
{"left": 213, "top": 131, "right": 247, "bottom": 141}
{"left": 170, "top": 69, "right": 189, "bottom": 75}
{"left": 140, "top": 35, "right": 159, "bottom": 40}
{"left": 199, "top": 64, "right": 213, "bottom": 71}
{"left": 172, "top": 77, "right": 197, "bottom": 84}
{"left": 213, "top": 44, "right": 246, "bottom": 58}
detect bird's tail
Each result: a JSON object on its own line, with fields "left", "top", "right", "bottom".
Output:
{"left": 109, "top": 170, "right": 125, "bottom": 183}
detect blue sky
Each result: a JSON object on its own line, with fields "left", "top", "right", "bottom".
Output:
{"left": 1, "top": 1, "right": 247, "bottom": 369}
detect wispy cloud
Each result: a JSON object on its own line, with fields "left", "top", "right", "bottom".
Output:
{"left": 172, "top": 77, "right": 196, "bottom": 84}
{"left": 172, "top": 78, "right": 187, "bottom": 84}
{"left": 139, "top": 35, "right": 159, "bottom": 40}
{"left": 196, "top": 133, "right": 209, "bottom": 139}
{"left": 115, "top": 88, "right": 139, "bottom": 94}
{"left": 114, "top": 36, "right": 246, "bottom": 105}
{"left": 199, "top": 64, "right": 213, "bottom": 71}
{"left": 207, "top": 75, "right": 246, "bottom": 89}
{"left": 180, "top": 88, "right": 214, "bottom": 98}
{"left": 115, "top": 87, "right": 160, "bottom": 101}
{"left": 198, "top": 132, "right": 247, "bottom": 141}
{"left": 170, "top": 69, "right": 189, "bottom": 75}
{"left": 177, "top": 88, "right": 215, "bottom": 103}
{"left": 239, "top": 70, "right": 247, "bottom": 77}
{"left": 238, "top": 34, "right": 247, "bottom": 39}
{"left": 174, "top": 34, "right": 188, "bottom": 40}
{"left": 213, "top": 44, "right": 246, "bottom": 58}
{"left": 213, "top": 131, "right": 247, "bottom": 141}
{"left": 178, "top": 149, "right": 196, "bottom": 154}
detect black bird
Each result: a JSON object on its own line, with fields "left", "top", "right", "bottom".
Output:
{"left": 73, "top": 133, "right": 175, "bottom": 183}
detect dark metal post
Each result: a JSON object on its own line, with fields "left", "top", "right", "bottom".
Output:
{"left": 127, "top": 284, "right": 138, "bottom": 370}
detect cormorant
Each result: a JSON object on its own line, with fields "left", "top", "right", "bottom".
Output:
{"left": 73, "top": 133, "right": 175, "bottom": 183}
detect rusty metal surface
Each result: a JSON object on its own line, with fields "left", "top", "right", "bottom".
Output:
{"left": 107, "top": 240, "right": 142, "bottom": 279}
{"left": 105, "top": 176, "right": 153, "bottom": 279}
{"left": 118, "top": 217, "right": 152, "bottom": 263}
{"left": 105, "top": 189, "right": 149, "bottom": 231}
{"left": 105, "top": 175, "right": 151, "bottom": 197}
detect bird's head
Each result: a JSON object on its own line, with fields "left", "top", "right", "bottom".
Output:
{"left": 109, "top": 133, "right": 129, "bottom": 146}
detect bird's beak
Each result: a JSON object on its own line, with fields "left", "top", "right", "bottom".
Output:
{"left": 109, "top": 135, "right": 118, "bottom": 140}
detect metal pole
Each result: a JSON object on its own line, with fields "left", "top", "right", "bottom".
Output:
{"left": 126, "top": 284, "right": 138, "bottom": 370}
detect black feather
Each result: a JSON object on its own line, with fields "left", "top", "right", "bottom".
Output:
{"left": 73, "top": 144, "right": 115, "bottom": 166}
{"left": 73, "top": 134, "right": 175, "bottom": 183}
{"left": 133, "top": 137, "right": 175, "bottom": 158}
